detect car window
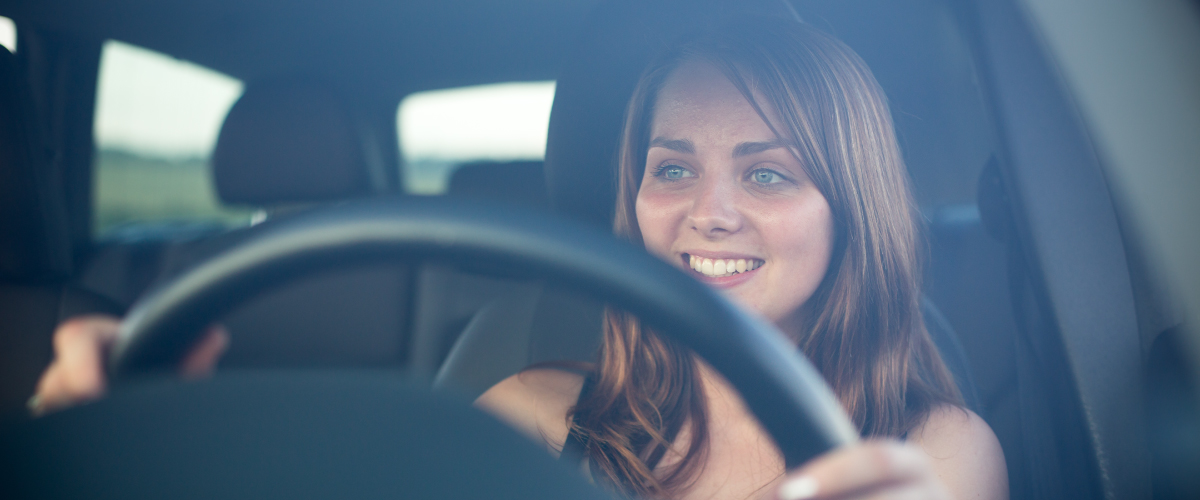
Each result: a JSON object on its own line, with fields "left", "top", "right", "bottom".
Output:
{"left": 92, "top": 40, "right": 251, "bottom": 241}
{"left": 0, "top": 16, "right": 15, "bottom": 52}
{"left": 397, "top": 81, "right": 555, "bottom": 194}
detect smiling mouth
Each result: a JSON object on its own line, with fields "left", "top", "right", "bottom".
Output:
{"left": 685, "top": 254, "right": 764, "bottom": 278}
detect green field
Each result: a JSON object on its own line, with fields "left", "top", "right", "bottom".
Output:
{"left": 94, "top": 150, "right": 476, "bottom": 237}
{"left": 93, "top": 149, "right": 254, "bottom": 236}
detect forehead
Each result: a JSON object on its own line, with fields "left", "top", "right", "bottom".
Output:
{"left": 650, "top": 60, "right": 778, "bottom": 142}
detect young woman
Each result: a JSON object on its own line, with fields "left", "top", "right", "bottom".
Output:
{"left": 474, "top": 17, "right": 1007, "bottom": 500}
{"left": 33, "top": 16, "right": 1006, "bottom": 500}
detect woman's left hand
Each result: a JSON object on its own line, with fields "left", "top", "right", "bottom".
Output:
{"left": 774, "top": 440, "right": 950, "bottom": 500}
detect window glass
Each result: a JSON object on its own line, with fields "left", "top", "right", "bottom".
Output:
{"left": 0, "top": 16, "right": 15, "bottom": 53}
{"left": 397, "top": 81, "right": 555, "bottom": 194}
{"left": 92, "top": 40, "right": 248, "bottom": 240}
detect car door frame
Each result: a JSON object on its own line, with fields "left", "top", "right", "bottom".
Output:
{"left": 955, "top": 1, "right": 1150, "bottom": 499}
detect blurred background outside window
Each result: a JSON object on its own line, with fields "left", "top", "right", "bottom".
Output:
{"left": 0, "top": 16, "right": 15, "bottom": 53}
{"left": 92, "top": 40, "right": 249, "bottom": 241}
{"left": 397, "top": 81, "right": 555, "bottom": 194}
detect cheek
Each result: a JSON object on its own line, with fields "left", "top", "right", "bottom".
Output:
{"left": 803, "top": 200, "right": 835, "bottom": 261}
{"left": 765, "top": 195, "right": 836, "bottom": 303}
{"left": 811, "top": 207, "right": 836, "bottom": 279}
{"left": 788, "top": 200, "right": 835, "bottom": 275}
{"left": 634, "top": 191, "right": 674, "bottom": 256}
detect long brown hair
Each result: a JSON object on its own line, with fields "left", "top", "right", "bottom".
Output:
{"left": 566, "top": 17, "right": 961, "bottom": 498}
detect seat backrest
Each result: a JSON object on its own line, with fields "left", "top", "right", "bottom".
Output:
{"left": 406, "top": 161, "right": 552, "bottom": 378}
{"left": 448, "top": 160, "right": 548, "bottom": 211}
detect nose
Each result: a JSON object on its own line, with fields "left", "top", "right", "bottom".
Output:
{"left": 687, "top": 176, "right": 743, "bottom": 238}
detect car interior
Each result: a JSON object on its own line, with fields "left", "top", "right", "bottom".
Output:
{"left": 0, "top": 0, "right": 1195, "bottom": 499}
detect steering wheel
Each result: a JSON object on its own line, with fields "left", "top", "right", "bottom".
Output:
{"left": 3, "top": 198, "right": 856, "bottom": 499}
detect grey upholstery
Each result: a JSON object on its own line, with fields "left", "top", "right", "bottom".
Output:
{"left": 434, "top": 285, "right": 603, "bottom": 399}
{"left": 213, "top": 77, "right": 384, "bottom": 205}
{"left": 433, "top": 285, "right": 545, "bottom": 396}
{"left": 407, "top": 161, "right": 553, "bottom": 379}
{"left": 449, "top": 161, "right": 548, "bottom": 211}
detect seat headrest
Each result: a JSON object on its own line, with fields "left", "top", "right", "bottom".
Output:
{"left": 448, "top": 161, "right": 549, "bottom": 211}
{"left": 543, "top": 0, "right": 799, "bottom": 229}
{"left": 0, "top": 47, "right": 72, "bottom": 281}
{"left": 213, "top": 78, "right": 382, "bottom": 206}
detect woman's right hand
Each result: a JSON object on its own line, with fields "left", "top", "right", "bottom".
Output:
{"left": 29, "top": 315, "right": 229, "bottom": 416}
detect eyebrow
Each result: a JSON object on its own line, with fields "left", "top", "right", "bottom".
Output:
{"left": 732, "top": 140, "right": 789, "bottom": 158}
{"left": 649, "top": 137, "right": 695, "bottom": 154}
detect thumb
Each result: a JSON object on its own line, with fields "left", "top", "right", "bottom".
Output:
{"left": 179, "top": 325, "right": 230, "bottom": 378}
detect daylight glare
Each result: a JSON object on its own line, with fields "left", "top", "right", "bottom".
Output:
{"left": 93, "top": 41, "right": 243, "bottom": 159}
{"left": 398, "top": 81, "right": 556, "bottom": 162}
{"left": 0, "top": 17, "right": 15, "bottom": 53}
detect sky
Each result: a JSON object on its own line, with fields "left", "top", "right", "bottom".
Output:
{"left": 90, "top": 38, "right": 555, "bottom": 163}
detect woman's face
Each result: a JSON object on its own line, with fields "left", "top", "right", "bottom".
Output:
{"left": 635, "top": 60, "right": 835, "bottom": 333}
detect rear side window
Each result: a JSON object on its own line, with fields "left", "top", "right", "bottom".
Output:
{"left": 92, "top": 40, "right": 249, "bottom": 240}
{"left": 397, "top": 81, "right": 555, "bottom": 194}
{"left": 0, "top": 16, "right": 15, "bottom": 53}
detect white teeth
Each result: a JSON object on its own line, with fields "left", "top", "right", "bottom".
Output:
{"left": 688, "top": 254, "right": 762, "bottom": 277}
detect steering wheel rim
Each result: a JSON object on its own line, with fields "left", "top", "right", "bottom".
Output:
{"left": 109, "top": 197, "right": 857, "bottom": 467}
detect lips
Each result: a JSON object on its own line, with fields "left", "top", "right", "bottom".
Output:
{"left": 685, "top": 254, "right": 764, "bottom": 278}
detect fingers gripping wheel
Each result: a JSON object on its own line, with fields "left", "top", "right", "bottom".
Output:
{"left": 109, "top": 198, "right": 857, "bottom": 467}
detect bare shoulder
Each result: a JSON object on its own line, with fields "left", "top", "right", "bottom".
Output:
{"left": 474, "top": 367, "right": 586, "bottom": 456}
{"left": 908, "top": 405, "right": 1009, "bottom": 500}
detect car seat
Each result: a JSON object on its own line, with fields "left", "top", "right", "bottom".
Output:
{"left": 448, "top": 161, "right": 549, "bottom": 212}
{"left": 77, "top": 77, "right": 412, "bottom": 368}
{"left": 408, "top": 160, "right": 593, "bottom": 382}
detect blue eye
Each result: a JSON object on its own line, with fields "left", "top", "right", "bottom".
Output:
{"left": 653, "top": 164, "right": 693, "bottom": 180}
{"left": 751, "top": 169, "right": 783, "bottom": 184}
